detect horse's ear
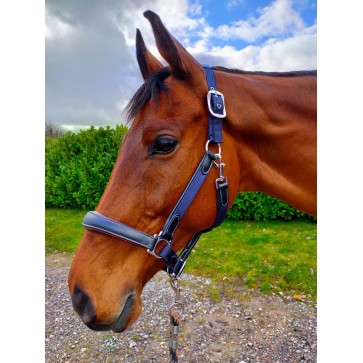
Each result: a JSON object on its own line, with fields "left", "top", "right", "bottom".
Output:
{"left": 143, "top": 10, "right": 203, "bottom": 79}
{"left": 136, "top": 28, "right": 163, "bottom": 80}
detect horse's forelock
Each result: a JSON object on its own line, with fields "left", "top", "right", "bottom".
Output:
{"left": 126, "top": 67, "right": 171, "bottom": 123}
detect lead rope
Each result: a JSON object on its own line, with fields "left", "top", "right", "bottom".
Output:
{"left": 168, "top": 277, "right": 184, "bottom": 363}
{"left": 167, "top": 148, "right": 227, "bottom": 362}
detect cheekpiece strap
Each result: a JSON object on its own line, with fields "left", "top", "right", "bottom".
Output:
{"left": 203, "top": 65, "right": 226, "bottom": 143}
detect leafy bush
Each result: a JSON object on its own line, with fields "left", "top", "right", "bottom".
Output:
{"left": 227, "top": 192, "right": 314, "bottom": 221}
{"left": 46, "top": 125, "right": 314, "bottom": 221}
{"left": 45, "top": 125, "right": 127, "bottom": 209}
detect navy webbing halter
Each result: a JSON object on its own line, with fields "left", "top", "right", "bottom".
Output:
{"left": 82, "top": 66, "right": 228, "bottom": 278}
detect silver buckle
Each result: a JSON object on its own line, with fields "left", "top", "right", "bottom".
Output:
{"left": 207, "top": 89, "right": 226, "bottom": 118}
{"left": 147, "top": 232, "right": 170, "bottom": 259}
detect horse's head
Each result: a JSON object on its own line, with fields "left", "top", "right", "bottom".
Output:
{"left": 68, "top": 11, "right": 238, "bottom": 333}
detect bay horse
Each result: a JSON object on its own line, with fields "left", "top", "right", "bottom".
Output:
{"left": 68, "top": 10, "right": 316, "bottom": 337}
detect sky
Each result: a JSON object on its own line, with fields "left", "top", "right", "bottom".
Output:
{"left": 3, "top": 2, "right": 363, "bottom": 361}
{"left": 45, "top": 0, "right": 317, "bottom": 130}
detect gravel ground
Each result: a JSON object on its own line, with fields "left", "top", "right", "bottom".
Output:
{"left": 45, "top": 253, "right": 317, "bottom": 363}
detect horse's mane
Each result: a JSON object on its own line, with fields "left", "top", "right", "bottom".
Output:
{"left": 214, "top": 66, "right": 317, "bottom": 77}
{"left": 125, "top": 66, "right": 317, "bottom": 122}
{"left": 126, "top": 67, "right": 171, "bottom": 122}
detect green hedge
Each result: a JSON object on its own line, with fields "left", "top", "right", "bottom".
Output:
{"left": 45, "top": 125, "right": 314, "bottom": 221}
{"left": 45, "top": 125, "right": 127, "bottom": 209}
{"left": 227, "top": 192, "right": 314, "bottom": 221}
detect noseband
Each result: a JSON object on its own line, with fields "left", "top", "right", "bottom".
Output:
{"left": 82, "top": 66, "right": 228, "bottom": 278}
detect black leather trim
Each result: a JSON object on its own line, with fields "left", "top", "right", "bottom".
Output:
{"left": 82, "top": 211, "right": 156, "bottom": 250}
{"left": 202, "top": 151, "right": 215, "bottom": 174}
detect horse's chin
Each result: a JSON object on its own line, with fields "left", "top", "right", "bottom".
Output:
{"left": 80, "top": 292, "right": 142, "bottom": 333}
{"left": 111, "top": 293, "right": 142, "bottom": 333}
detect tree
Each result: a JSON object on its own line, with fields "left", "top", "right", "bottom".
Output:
{"left": 45, "top": 121, "right": 66, "bottom": 139}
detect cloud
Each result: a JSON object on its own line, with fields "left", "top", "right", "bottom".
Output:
{"left": 45, "top": 0, "right": 207, "bottom": 127}
{"left": 185, "top": 0, "right": 316, "bottom": 72}
{"left": 226, "top": 0, "right": 246, "bottom": 11}
{"left": 189, "top": 24, "right": 317, "bottom": 71}
{"left": 46, "top": 0, "right": 138, "bottom": 127}
{"left": 45, "top": 0, "right": 316, "bottom": 128}
{"left": 209, "top": 0, "right": 306, "bottom": 42}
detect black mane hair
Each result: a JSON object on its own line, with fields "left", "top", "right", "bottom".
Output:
{"left": 214, "top": 66, "right": 317, "bottom": 77}
{"left": 126, "top": 67, "right": 171, "bottom": 122}
{"left": 125, "top": 66, "right": 317, "bottom": 121}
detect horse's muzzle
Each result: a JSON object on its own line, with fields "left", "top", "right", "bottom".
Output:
{"left": 71, "top": 286, "right": 136, "bottom": 333}
{"left": 71, "top": 286, "right": 97, "bottom": 327}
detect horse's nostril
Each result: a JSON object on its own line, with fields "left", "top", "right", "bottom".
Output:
{"left": 71, "top": 286, "right": 96, "bottom": 325}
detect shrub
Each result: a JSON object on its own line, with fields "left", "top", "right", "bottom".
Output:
{"left": 46, "top": 125, "right": 314, "bottom": 221}
{"left": 45, "top": 125, "right": 127, "bottom": 209}
{"left": 227, "top": 192, "right": 314, "bottom": 221}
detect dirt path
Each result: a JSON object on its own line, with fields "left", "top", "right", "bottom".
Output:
{"left": 45, "top": 253, "right": 316, "bottom": 363}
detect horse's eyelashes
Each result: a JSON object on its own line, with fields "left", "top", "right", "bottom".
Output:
{"left": 149, "top": 136, "right": 178, "bottom": 156}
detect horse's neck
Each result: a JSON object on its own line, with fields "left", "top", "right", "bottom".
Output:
{"left": 220, "top": 71, "right": 317, "bottom": 216}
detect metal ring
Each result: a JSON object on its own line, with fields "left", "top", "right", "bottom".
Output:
{"left": 147, "top": 234, "right": 170, "bottom": 259}
{"left": 205, "top": 140, "right": 221, "bottom": 155}
{"left": 169, "top": 302, "right": 185, "bottom": 316}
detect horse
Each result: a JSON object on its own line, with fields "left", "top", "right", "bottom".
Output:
{"left": 68, "top": 10, "right": 316, "bottom": 337}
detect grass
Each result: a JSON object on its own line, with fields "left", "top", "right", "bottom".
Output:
{"left": 45, "top": 208, "right": 86, "bottom": 253}
{"left": 185, "top": 219, "right": 317, "bottom": 300}
{"left": 45, "top": 208, "right": 317, "bottom": 299}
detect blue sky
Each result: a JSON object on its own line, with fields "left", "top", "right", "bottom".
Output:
{"left": 45, "top": 0, "right": 317, "bottom": 130}
{"left": 4, "top": 3, "right": 363, "bottom": 360}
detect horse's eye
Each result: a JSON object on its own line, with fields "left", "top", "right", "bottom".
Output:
{"left": 149, "top": 136, "right": 178, "bottom": 155}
